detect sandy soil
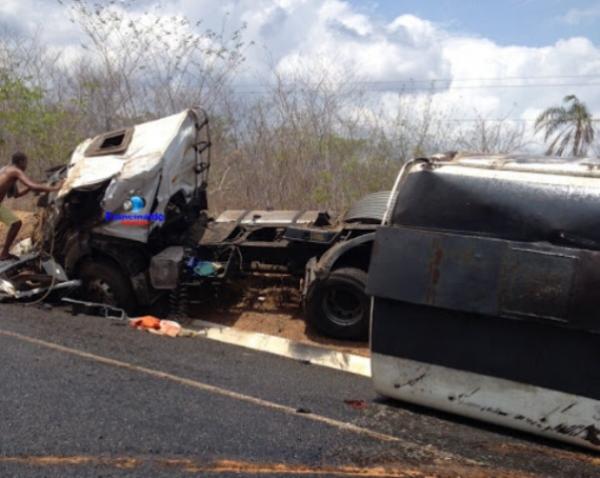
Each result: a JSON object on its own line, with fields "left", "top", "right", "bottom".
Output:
{"left": 2, "top": 210, "right": 369, "bottom": 356}
{"left": 0, "top": 208, "right": 37, "bottom": 247}
{"left": 189, "top": 276, "right": 369, "bottom": 356}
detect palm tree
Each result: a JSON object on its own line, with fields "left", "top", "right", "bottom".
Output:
{"left": 535, "top": 95, "right": 595, "bottom": 157}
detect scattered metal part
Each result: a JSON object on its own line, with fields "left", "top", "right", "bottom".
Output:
{"left": 0, "top": 279, "right": 17, "bottom": 298}
{"left": 0, "top": 252, "right": 79, "bottom": 303}
{"left": 41, "top": 258, "right": 68, "bottom": 281}
{"left": 61, "top": 298, "right": 127, "bottom": 321}
{"left": 14, "top": 280, "right": 81, "bottom": 299}
{"left": 0, "top": 253, "right": 39, "bottom": 275}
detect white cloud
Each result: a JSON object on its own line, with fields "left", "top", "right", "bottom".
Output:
{"left": 0, "top": 0, "right": 80, "bottom": 45}
{"left": 1, "top": 0, "right": 600, "bottom": 148}
{"left": 439, "top": 36, "right": 600, "bottom": 117}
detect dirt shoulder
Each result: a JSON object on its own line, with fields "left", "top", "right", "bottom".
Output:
{"left": 188, "top": 276, "right": 369, "bottom": 356}
{"left": 0, "top": 208, "right": 37, "bottom": 246}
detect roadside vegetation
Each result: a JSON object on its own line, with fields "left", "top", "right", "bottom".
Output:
{"left": 0, "top": 1, "right": 596, "bottom": 213}
{"left": 535, "top": 95, "right": 595, "bottom": 157}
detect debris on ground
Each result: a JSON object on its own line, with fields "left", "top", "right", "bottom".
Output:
{"left": 0, "top": 253, "right": 80, "bottom": 302}
{"left": 129, "top": 315, "right": 182, "bottom": 337}
{"left": 62, "top": 298, "right": 127, "bottom": 320}
{"left": 344, "top": 399, "right": 368, "bottom": 410}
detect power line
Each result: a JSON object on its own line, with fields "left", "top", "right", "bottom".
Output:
{"left": 353, "top": 74, "right": 600, "bottom": 84}
{"left": 232, "top": 80, "right": 600, "bottom": 95}
{"left": 237, "top": 75, "right": 600, "bottom": 94}
{"left": 235, "top": 82, "right": 600, "bottom": 90}
{"left": 445, "top": 118, "right": 537, "bottom": 122}
{"left": 427, "top": 82, "right": 600, "bottom": 90}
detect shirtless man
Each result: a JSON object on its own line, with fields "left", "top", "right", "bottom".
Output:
{"left": 0, "top": 152, "right": 62, "bottom": 260}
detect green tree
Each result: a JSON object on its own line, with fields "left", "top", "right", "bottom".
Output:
{"left": 535, "top": 95, "right": 595, "bottom": 157}
{"left": 0, "top": 73, "right": 78, "bottom": 174}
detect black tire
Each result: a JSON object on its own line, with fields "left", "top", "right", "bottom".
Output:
{"left": 79, "top": 260, "right": 138, "bottom": 314}
{"left": 306, "top": 267, "right": 369, "bottom": 341}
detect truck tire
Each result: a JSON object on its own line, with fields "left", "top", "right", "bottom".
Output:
{"left": 79, "top": 260, "right": 138, "bottom": 314}
{"left": 306, "top": 267, "right": 369, "bottom": 341}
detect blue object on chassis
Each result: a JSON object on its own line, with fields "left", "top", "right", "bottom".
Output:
{"left": 368, "top": 154, "right": 600, "bottom": 451}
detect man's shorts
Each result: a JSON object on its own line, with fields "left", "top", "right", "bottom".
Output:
{"left": 0, "top": 204, "right": 19, "bottom": 226}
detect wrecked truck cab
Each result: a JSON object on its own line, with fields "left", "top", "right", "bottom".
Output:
{"left": 45, "top": 109, "right": 210, "bottom": 310}
{"left": 57, "top": 108, "right": 210, "bottom": 244}
{"left": 368, "top": 154, "right": 600, "bottom": 451}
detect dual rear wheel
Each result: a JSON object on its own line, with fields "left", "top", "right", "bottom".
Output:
{"left": 305, "top": 267, "right": 369, "bottom": 341}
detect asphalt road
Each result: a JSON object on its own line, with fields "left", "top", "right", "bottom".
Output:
{"left": 0, "top": 304, "right": 598, "bottom": 477}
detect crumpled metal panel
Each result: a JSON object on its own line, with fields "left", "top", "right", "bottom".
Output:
{"left": 58, "top": 111, "right": 189, "bottom": 195}
{"left": 56, "top": 110, "right": 203, "bottom": 243}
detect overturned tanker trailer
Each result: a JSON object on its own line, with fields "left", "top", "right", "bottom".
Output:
{"left": 368, "top": 154, "right": 600, "bottom": 450}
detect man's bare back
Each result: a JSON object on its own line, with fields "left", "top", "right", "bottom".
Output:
{"left": 0, "top": 165, "right": 60, "bottom": 203}
{"left": 0, "top": 165, "right": 29, "bottom": 203}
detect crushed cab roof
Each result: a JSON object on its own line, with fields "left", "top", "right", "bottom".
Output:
{"left": 58, "top": 110, "right": 196, "bottom": 195}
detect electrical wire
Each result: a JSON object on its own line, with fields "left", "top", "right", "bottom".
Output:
{"left": 231, "top": 75, "right": 600, "bottom": 95}
{"left": 21, "top": 195, "right": 64, "bottom": 307}
{"left": 23, "top": 223, "right": 57, "bottom": 306}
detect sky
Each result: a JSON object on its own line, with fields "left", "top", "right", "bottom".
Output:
{"left": 1, "top": 0, "right": 600, "bottom": 136}
{"left": 367, "top": 0, "right": 600, "bottom": 47}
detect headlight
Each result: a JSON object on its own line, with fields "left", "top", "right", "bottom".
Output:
{"left": 130, "top": 196, "right": 145, "bottom": 212}
{"left": 123, "top": 195, "right": 145, "bottom": 213}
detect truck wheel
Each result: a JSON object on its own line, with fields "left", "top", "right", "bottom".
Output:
{"left": 306, "top": 267, "right": 369, "bottom": 341}
{"left": 79, "top": 260, "right": 137, "bottom": 313}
